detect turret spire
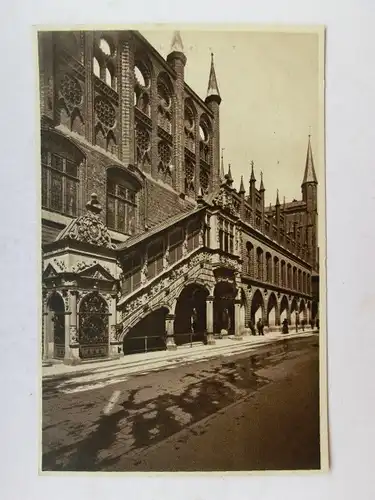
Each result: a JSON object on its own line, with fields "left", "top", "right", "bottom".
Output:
{"left": 259, "top": 171, "right": 265, "bottom": 192}
{"left": 239, "top": 175, "right": 245, "bottom": 194}
{"left": 302, "top": 134, "right": 318, "bottom": 185}
{"left": 225, "top": 163, "right": 233, "bottom": 187}
{"left": 206, "top": 52, "right": 221, "bottom": 104}
{"left": 250, "top": 160, "right": 256, "bottom": 182}
{"left": 276, "top": 189, "right": 280, "bottom": 206}
{"left": 170, "top": 31, "right": 184, "bottom": 54}
{"left": 220, "top": 148, "right": 225, "bottom": 183}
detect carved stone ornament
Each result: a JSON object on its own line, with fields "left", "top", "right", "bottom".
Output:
{"left": 211, "top": 187, "right": 238, "bottom": 217}
{"left": 59, "top": 194, "right": 114, "bottom": 249}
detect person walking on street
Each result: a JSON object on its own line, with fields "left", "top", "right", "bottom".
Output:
{"left": 257, "top": 318, "right": 264, "bottom": 336}
{"left": 282, "top": 317, "right": 289, "bottom": 334}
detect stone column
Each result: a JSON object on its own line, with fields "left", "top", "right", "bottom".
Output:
{"left": 206, "top": 296, "right": 215, "bottom": 345}
{"left": 234, "top": 297, "right": 243, "bottom": 340}
{"left": 109, "top": 293, "right": 121, "bottom": 358}
{"left": 165, "top": 314, "right": 177, "bottom": 351}
{"left": 64, "top": 291, "right": 81, "bottom": 365}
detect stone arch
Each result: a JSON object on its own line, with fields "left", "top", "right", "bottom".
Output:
{"left": 46, "top": 291, "right": 66, "bottom": 359}
{"left": 250, "top": 288, "right": 265, "bottom": 324}
{"left": 123, "top": 306, "right": 169, "bottom": 355}
{"left": 280, "top": 294, "right": 289, "bottom": 324}
{"left": 174, "top": 283, "right": 209, "bottom": 345}
{"left": 290, "top": 297, "right": 298, "bottom": 326}
{"left": 299, "top": 298, "right": 307, "bottom": 320}
{"left": 266, "top": 292, "right": 278, "bottom": 329}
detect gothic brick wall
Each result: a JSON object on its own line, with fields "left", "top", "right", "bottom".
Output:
{"left": 145, "top": 177, "right": 195, "bottom": 228}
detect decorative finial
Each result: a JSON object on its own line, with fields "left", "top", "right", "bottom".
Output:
{"left": 86, "top": 193, "right": 102, "bottom": 214}
{"left": 259, "top": 171, "right": 265, "bottom": 192}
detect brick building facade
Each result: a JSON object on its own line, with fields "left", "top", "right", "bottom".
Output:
{"left": 40, "top": 30, "right": 319, "bottom": 364}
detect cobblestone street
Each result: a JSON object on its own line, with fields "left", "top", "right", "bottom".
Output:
{"left": 42, "top": 335, "right": 320, "bottom": 472}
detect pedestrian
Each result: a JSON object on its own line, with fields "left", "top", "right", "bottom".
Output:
{"left": 248, "top": 318, "right": 256, "bottom": 336}
{"left": 316, "top": 317, "right": 320, "bottom": 331}
{"left": 301, "top": 318, "right": 305, "bottom": 331}
{"left": 257, "top": 318, "right": 264, "bottom": 336}
{"left": 282, "top": 318, "right": 289, "bottom": 334}
{"left": 295, "top": 314, "right": 299, "bottom": 333}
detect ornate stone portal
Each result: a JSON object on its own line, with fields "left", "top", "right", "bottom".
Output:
{"left": 42, "top": 194, "right": 121, "bottom": 364}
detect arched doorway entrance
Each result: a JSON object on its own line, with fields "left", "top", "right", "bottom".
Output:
{"left": 174, "top": 283, "right": 208, "bottom": 345}
{"left": 48, "top": 293, "right": 65, "bottom": 359}
{"left": 214, "top": 281, "right": 236, "bottom": 335}
{"left": 267, "top": 292, "right": 278, "bottom": 331}
{"left": 280, "top": 295, "right": 289, "bottom": 328}
{"left": 123, "top": 307, "right": 168, "bottom": 355}
{"left": 79, "top": 293, "right": 109, "bottom": 359}
{"left": 251, "top": 289, "right": 264, "bottom": 325}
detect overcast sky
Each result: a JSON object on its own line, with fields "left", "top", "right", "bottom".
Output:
{"left": 141, "top": 28, "right": 322, "bottom": 205}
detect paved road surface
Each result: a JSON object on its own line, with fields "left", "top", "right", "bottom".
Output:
{"left": 42, "top": 335, "right": 320, "bottom": 472}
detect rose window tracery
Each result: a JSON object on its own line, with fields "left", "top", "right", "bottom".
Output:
{"left": 95, "top": 96, "right": 116, "bottom": 129}
{"left": 136, "top": 125, "right": 151, "bottom": 163}
{"left": 60, "top": 74, "right": 83, "bottom": 107}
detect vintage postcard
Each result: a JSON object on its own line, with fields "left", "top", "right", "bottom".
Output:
{"left": 39, "top": 25, "right": 327, "bottom": 473}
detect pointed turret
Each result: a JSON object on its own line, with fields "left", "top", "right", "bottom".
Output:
{"left": 302, "top": 135, "right": 318, "bottom": 185}
{"left": 167, "top": 30, "right": 187, "bottom": 67}
{"left": 250, "top": 160, "right": 256, "bottom": 183}
{"left": 205, "top": 53, "right": 221, "bottom": 105}
{"left": 170, "top": 31, "right": 184, "bottom": 53}
{"left": 259, "top": 171, "right": 265, "bottom": 192}
{"left": 225, "top": 164, "right": 233, "bottom": 187}
{"left": 276, "top": 189, "right": 280, "bottom": 206}
{"left": 239, "top": 175, "right": 245, "bottom": 195}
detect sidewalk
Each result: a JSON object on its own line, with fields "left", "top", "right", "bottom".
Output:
{"left": 42, "top": 330, "right": 317, "bottom": 390}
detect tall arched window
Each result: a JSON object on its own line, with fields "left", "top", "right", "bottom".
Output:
{"left": 157, "top": 73, "right": 173, "bottom": 134}
{"left": 256, "top": 247, "right": 264, "bottom": 281}
{"left": 134, "top": 60, "right": 151, "bottom": 117}
{"left": 266, "top": 252, "right": 272, "bottom": 283}
{"left": 246, "top": 242, "right": 254, "bottom": 276}
{"left": 298, "top": 269, "right": 302, "bottom": 292}
{"left": 281, "top": 260, "right": 286, "bottom": 287}
{"left": 293, "top": 267, "right": 297, "bottom": 290}
{"left": 273, "top": 256, "right": 279, "bottom": 285}
{"left": 184, "top": 100, "right": 196, "bottom": 153}
{"left": 106, "top": 168, "right": 140, "bottom": 235}
{"left": 41, "top": 132, "right": 83, "bottom": 217}
{"left": 287, "top": 263, "right": 292, "bottom": 288}
{"left": 93, "top": 36, "right": 117, "bottom": 90}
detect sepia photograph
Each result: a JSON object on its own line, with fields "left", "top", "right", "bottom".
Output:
{"left": 39, "top": 26, "right": 326, "bottom": 473}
